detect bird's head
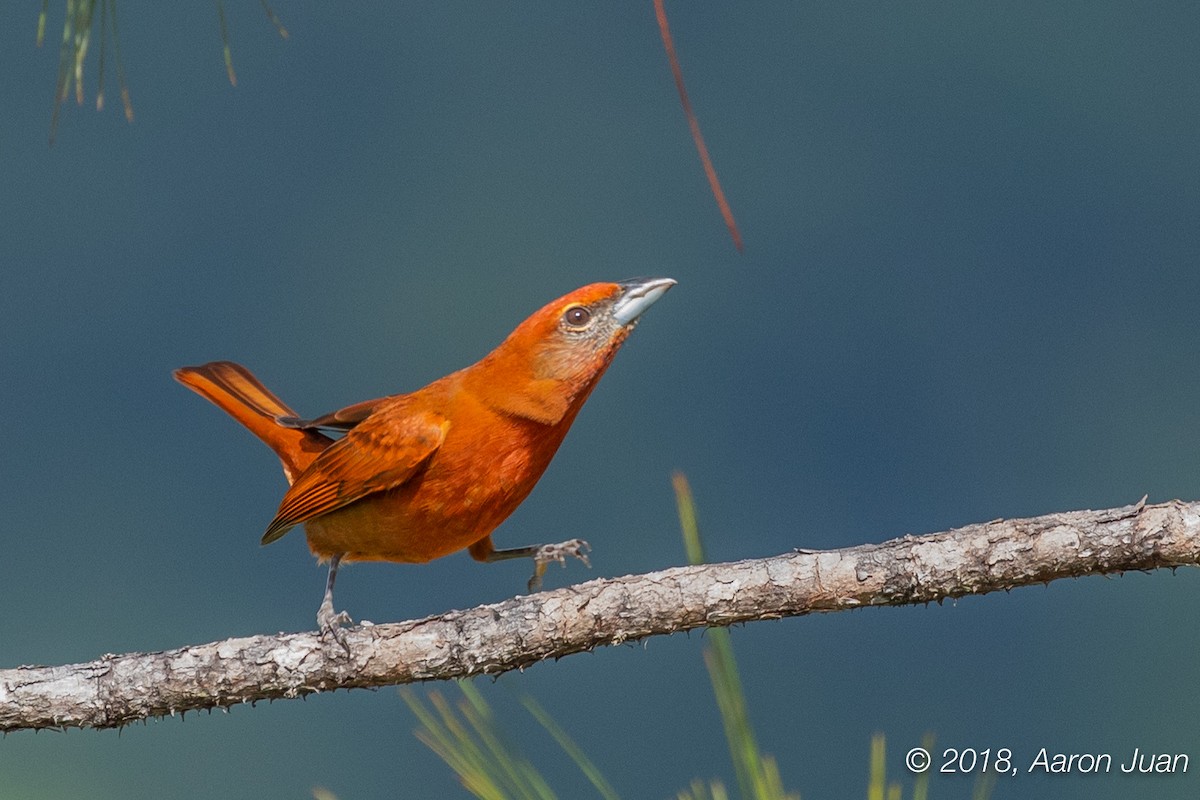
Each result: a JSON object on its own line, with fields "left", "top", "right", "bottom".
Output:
{"left": 472, "top": 277, "right": 676, "bottom": 424}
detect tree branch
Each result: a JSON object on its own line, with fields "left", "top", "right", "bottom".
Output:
{"left": 3, "top": 496, "right": 1196, "bottom": 732}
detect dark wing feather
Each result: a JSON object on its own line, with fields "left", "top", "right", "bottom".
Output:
{"left": 276, "top": 396, "right": 391, "bottom": 433}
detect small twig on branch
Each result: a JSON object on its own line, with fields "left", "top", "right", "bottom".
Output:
{"left": 2, "top": 496, "right": 1196, "bottom": 733}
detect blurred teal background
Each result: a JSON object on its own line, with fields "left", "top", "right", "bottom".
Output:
{"left": 3, "top": 2, "right": 1200, "bottom": 798}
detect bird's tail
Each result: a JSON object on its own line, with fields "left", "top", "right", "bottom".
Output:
{"left": 173, "top": 361, "right": 331, "bottom": 484}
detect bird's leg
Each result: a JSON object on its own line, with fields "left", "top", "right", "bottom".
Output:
{"left": 469, "top": 536, "right": 591, "bottom": 592}
{"left": 317, "top": 553, "right": 353, "bottom": 651}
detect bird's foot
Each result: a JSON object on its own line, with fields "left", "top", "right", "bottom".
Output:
{"left": 527, "top": 538, "right": 591, "bottom": 592}
{"left": 317, "top": 596, "right": 353, "bottom": 654}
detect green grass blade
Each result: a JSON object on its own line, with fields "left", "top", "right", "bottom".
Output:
{"left": 260, "top": 0, "right": 289, "bottom": 38}
{"left": 71, "top": 0, "right": 95, "bottom": 106}
{"left": 677, "top": 778, "right": 706, "bottom": 800}
{"left": 95, "top": 0, "right": 107, "bottom": 111}
{"left": 44, "top": 0, "right": 134, "bottom": 142}
{"left": 702, "top": 638, "right": 770, "bottom": 799}
{"left": 457, "top": 682, "right": 555, "bottom": 800}
{"left": 672, "top": 471, "right": 706, "bottom": 565}
{"left": 911, "top": 733, "right": 935, "bottom": 800}
{"left": 867, "top": 734, "right": 885, "bottom": 800}
{"left": 402, "top": 687, "right": 510, "bottom": 800}
{"left": 674, "top": 471, "right": 797, "bottom": 800}
{"left": 971, "top": 771, "right": 996, "bottom": 800}
{"left": 107, "top": 0, "right": 133, "bottom": 121}
{"left": 522, "top": 695, "right": 622, "bottom": 800}
{"left": 37, "top": 0, "right": 49, "bottom": 46}
{"left": 215, "top": 0, "right": 237, "bottom": 86}
{"left": 50, "top": 0, "right": 79, "bottom": 143}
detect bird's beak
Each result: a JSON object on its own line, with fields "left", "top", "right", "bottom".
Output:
{"left": 612, "top": 277, "right": 677, "bottom": 326}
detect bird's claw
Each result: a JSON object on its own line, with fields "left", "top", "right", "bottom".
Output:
{"left": 317, "top": 598, "right": 353, "bottom": 654}
{"left": 527, "top": 538, "right": 591, "bottom": 592}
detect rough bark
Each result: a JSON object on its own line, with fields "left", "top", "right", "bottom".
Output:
{"left": 2, "top": 496, "right": 1196, "bottom": 732}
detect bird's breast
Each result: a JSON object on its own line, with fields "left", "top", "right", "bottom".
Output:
{"left": 303, "top": 411, "right": 570, "bottom": 564}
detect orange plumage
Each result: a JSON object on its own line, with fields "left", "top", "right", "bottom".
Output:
{"left": 175, "top": 278, "right": 674, "bottom": 640}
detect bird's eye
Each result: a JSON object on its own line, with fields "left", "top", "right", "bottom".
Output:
{"left": 563, "top": 306, "right": 592, "bottom": 329}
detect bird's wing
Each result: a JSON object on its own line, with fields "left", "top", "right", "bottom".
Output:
{"left": 275, "top": 396, "right": 389, "bottom": 432}
{"left": 261, "top": 406, "right": 449, "bottom": 544}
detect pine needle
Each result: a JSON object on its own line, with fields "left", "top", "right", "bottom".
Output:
{"left": 216, "top": 0, "right": 237, "bottom": 86}
{"left": 261, "top": 0, "right": 289, "bottom": 38}
{"left": 522, "top": 696, "right": 622, "bottom": 800}
{"left": 653, "top": 0, "right": 744, "bottom": 252}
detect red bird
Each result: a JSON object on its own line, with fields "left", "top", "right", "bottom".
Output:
{"left": 175, "top": 278, "right": 674, "bottom": 642}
